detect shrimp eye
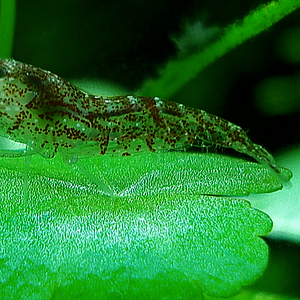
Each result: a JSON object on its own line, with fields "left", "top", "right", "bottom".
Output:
{"left": 0, "top": 66, "right": 7, "bottom": 78}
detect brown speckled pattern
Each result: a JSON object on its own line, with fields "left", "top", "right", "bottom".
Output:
{"left": 0, "top": 58, "right": 279, "bottom": 172}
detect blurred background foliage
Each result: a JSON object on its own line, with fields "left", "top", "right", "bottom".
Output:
{"left": 6, "top": 0, "right": 300, "bottom": 298}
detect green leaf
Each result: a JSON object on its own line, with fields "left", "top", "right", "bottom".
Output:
{"left": 249, "top": 145, "right": 300, "bottom": 243}
{"left": 205, "top": 289, "right": 300, "bottom": 300}
{"left": 0, "top": 152, "right": 287, "bottom": 299}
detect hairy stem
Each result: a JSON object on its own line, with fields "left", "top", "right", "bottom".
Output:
{"left": 138, "top": 0, "right": 300, "bottom": 98}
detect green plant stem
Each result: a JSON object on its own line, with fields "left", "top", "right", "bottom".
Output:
{"left": 138, "top": 0, "right": 300, "bottom": 98}
{"left": 0, "top": 0, "right": 16, "bottom": 58}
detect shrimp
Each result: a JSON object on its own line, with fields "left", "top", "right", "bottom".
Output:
{"left": 0, "top": 58, "right": 281, "bottom": 176}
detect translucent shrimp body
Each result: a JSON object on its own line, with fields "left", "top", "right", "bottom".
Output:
{"left": 0, "top": 58, "right": 279, "bottom": 174}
